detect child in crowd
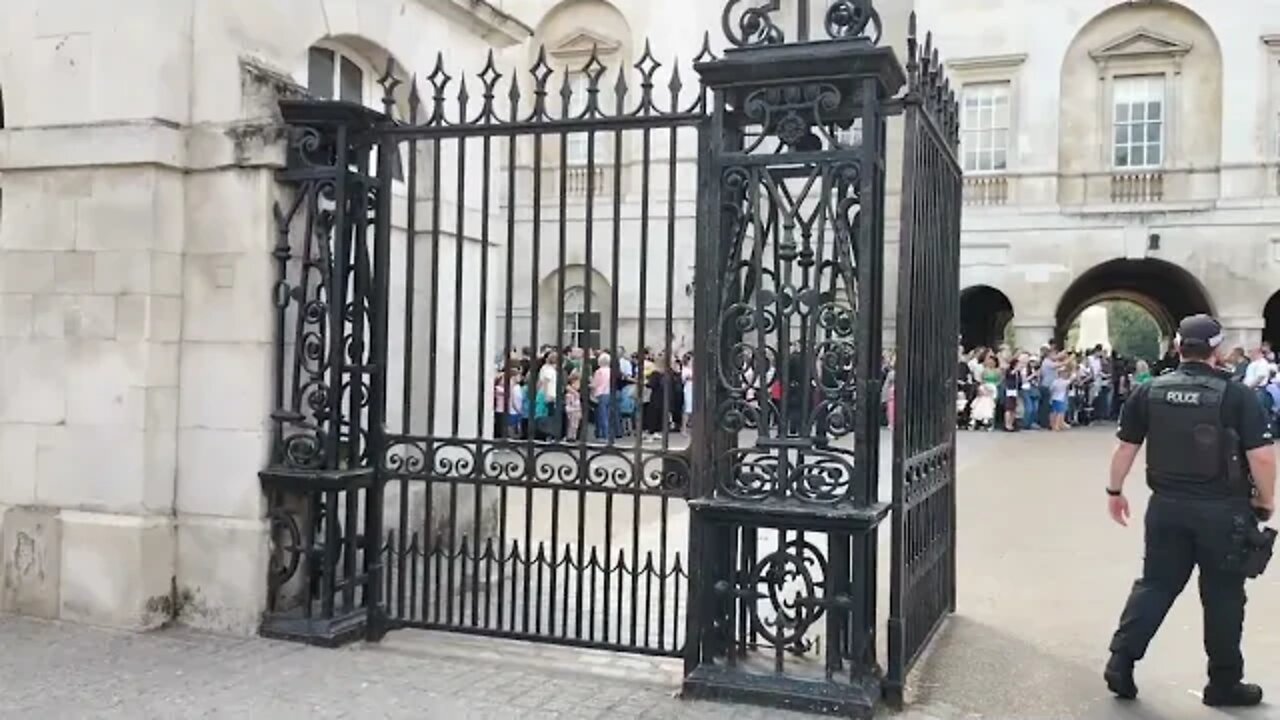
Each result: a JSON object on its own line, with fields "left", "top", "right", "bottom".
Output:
{"left": 970, "top": 383, "right": 996, "bottom": 430}
{"left": 565, "top": 369, "right": 583, "bottom": 440}
{"left": 1050, "top": 372, "right": 1071, "bottom": 431}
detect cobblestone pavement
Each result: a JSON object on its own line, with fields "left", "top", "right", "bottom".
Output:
{"left": 0, "top": 616, "right": 950, "bottom": 720}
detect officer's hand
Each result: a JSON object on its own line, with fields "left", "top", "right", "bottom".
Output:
{"left": 1108, "top": 494, "right": 1131, "bottom": 527}
{"left": 1252, "top": 496, "right": 1275, "bottom": 523}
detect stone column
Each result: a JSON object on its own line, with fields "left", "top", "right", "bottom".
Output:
{"left": 1011, "top": 320, "right": 1057, "bottom": 351}
{"left": 0, "top": 3, "right": 189, "bottom": 626}
{"left": 168, "top": 59, "right": 297, "bottom": 635}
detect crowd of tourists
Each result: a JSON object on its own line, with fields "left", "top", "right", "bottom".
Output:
{"left": 953, "top": 341, "right": 1280, "bottom": 435}
{"left": 492, "top": 339, "right": 1280, "bottom": 442}
{"left": 493, "top": 346, "right": 693, "bottom": 442}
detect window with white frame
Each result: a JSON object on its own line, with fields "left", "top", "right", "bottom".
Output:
{"left": 1112, "top": 75, "right": 1164, "bottom": 169}
{"left": 563, "top": 286, "right": 602, "bottom": 350}
{"left": 309, "top": 46, "right": 370, "bottom": 104}
{"left": 565, "top": 72, "right": 591, "bottom": 164}
{"left": 304, "top": 44, "right": 404, "bottom": 180}
{"left": 960, "top": 82, "right": 1010, "bottom": 173}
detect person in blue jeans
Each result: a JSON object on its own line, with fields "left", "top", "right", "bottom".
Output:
{"left": 592, "top": 352, "right": 619, "bottom": 441}
{"left": 1022, "top": 357, "right": 1041, "bottom": 429}
{"left": 1038, "top": 349, "right": 1058, "bottom": 429}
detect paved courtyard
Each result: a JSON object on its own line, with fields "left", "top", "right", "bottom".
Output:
{"left": 0, "top": 428, "right": 1276, "bottom": 719}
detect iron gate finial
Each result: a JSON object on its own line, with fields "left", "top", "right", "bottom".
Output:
{"left": 721, "top": 0, "right": 882, "bottom": 48}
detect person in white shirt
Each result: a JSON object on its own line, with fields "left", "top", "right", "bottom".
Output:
{"left": 1243, "top": 347, "right": 1273, "bottom": 414}
{"left": 1244, "top": 348, "right": 1271, "bottom": 389}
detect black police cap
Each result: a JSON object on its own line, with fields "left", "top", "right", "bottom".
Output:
{"left": 1176, "top": 314, "right": 1224, "bottom": 350}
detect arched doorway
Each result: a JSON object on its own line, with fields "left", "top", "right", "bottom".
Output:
{"left": 1263, "top": 291, "right": 1280, "bottom": 351}
{"left": 960, "top": 285, "right": 1014, "bottom": 351}
{"left": 1054, "top": 258, "right": 1213, "bottom": 346}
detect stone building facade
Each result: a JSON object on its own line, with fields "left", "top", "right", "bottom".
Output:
{"left": 2, "top": 0, "right": 1276, "bottom": 636}
{"left": 932, "top": 0, "right": 1280, "bottom": 351}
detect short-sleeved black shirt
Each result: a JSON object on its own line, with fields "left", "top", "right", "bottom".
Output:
{"left": 1118, "top": 361, "right": 1272, "bottom": 497}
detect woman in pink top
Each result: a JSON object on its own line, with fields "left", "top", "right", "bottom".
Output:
{"left": 592, "top": 352, "right": 614, "bottom": 440}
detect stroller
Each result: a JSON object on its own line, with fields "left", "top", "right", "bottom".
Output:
{"left": 1067, "top": 379, "right": 1094, "bottom": 427}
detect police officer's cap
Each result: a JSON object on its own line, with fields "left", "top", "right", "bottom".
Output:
{"left": 1176, "top": 314, "right": 1224, "bottom": 351}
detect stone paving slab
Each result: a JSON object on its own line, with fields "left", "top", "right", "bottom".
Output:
{"left": 0, "top": 616, "right": 949, "bottom": 720}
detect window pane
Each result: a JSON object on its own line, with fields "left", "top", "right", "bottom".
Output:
{"left": 993, "top": 129, "right": 1008, "bottom": 153}
{"left": 1147, "top": 101, "right": 1162, "bottom": 121}
{"left": 1131, "top": 145, "right": 1146, "bottom": 167}
{"left": 1145, "top": 122, "right": 1160, "bottom": 143}
{"left": 340, "top": 56, "right": 363, "bottom": 104}
{"left": 1115, "top": 146, "right": 1129, "bottom": 167}
{"left": 1113, "top": 125, "right": 1127, "bottom": 147}
{"left": 1131, "top": 103, "right": 1146, "bottom": 122}
{"left": 1148, "top": 145, "right": 1161, "bottom": 166}
{"left": 993, "top": 149, "right": 1007, "bottom": 170}
{"left": 964, "top": 150, "right": 978, "bottom": 171}
{"left": 308, "top": 47, "right": 335, "bottom": 99}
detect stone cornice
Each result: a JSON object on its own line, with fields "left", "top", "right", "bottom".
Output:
{"left": 946, "top": 53, "right": 1027, "bottom": 73}
{"left": 416, "top": 0, "right": 534, "bottom": 47}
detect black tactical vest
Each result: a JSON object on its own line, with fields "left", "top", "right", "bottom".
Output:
{"left": 1145, "top": 370, "right": 1236, "bottom": 494}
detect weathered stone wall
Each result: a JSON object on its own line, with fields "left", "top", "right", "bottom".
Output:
{"left": 0, "top": 0, "right": 527, "bottom": 634}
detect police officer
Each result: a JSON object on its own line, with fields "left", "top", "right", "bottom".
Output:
{"left": 1103, "top": 314, "right": 1276, "bottom": 707}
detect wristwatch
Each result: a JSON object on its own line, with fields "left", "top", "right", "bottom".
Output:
{"left": 1106, "top": 487, "right": 1123, "bottom": 497}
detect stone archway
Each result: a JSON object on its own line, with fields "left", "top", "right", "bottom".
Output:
{"left": 1263, "top": 290, "right": 1280, "bottom": 351}
{"left": 960, "top": 285, "right": 1014, "bottom": 351}
{"left": 1054, "top": 258, "right": 1214, "bottom": 344}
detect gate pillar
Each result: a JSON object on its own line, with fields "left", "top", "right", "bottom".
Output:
{"left": 684, "top": 2, "right": 905, "bottom": 716}
{"left": 258, "top": 100, "right": 388, "bottom": 646}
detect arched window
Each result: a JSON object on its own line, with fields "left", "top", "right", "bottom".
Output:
{"left": 307, "top": 44, "right": 375, "bottom": 105}
{"left": 563, "top": 286, "right": 602, "bottom": 350}
{"left": 300, "top": 41, "right": 404, "bottom": 180}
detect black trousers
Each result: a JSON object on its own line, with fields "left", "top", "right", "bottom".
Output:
{"left": 1109, "top": 494, "right": 1253, "bottom": 686}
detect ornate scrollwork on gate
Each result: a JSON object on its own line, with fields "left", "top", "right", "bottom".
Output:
{"left": 381, "top": 438, "right": 691, "bottom": 496}
{"left": 267, "top": 505, "right": 304, "bottom": 588}
{"left": 270, "top": 115, "right": 382, "bottom": 472}
{"left": 712, "top": 146, "right": 862, "bottom": 504}
{"left": 721, "top": 0, "right": 882, "bottom": 48}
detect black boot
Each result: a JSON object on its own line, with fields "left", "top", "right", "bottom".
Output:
{"left": 1202, "top": 683, "right": 1263, "bottom": 707}
{"left": 1104, "top": 654, "right": 1138, "bottom": 700}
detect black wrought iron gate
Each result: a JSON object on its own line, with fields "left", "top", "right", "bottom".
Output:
{"left": 259, "top": 1, "right": 959, "bottom": 715}
{"left": 885, "top": 25, "right": 964, "bottom": 704}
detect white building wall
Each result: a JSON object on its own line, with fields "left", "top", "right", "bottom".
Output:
{"left": 918, "top": 0, "right": 1280, "bottom": 350}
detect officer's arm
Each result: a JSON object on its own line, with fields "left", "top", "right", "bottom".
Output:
{"left": 1109, "top": 385, "right": 1148, "bottom": 494}
{"left": 1108, "top": 441, "right": 1142, "bottom": 494}
{"left": 1235, "top": 384, "right": 1276, "bottom": 507}
{"left": 1247, "top": 448, "right": 1275, "bottom": 507}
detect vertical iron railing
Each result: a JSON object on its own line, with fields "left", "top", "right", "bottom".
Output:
{"left": 886, "top": 14, "right": 963, "bottom": 705}
{"left": 364, "top": 42, "right": 711, "bottom": 657}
